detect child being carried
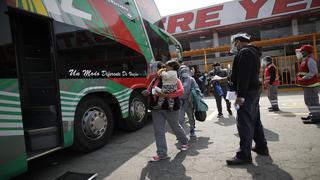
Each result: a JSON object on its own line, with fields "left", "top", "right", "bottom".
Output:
{"left": 153, "top": 62, "right": 178, "bottom": 110}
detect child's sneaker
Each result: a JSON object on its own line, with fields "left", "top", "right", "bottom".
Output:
{"left": 180, "top": 144, "right": 189, "bottom": 151}
{"left": 149, "top": 155, "right": 168, "bottom": 162}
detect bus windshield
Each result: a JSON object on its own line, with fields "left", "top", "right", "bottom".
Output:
{"left": 135, "top": 0, "right": 171, "bottom": 62}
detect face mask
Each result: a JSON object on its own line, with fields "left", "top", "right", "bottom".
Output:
{"left": 230, "top": 41, "right": 238, "bottom": 55}
{"left": 296, "top": 51, "right": 303, "bottom": 60}
{"left": 301, "top": 51, "right": 308, "bottom": 58}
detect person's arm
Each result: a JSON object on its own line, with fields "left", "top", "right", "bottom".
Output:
{"left": 269, "top": 66, "right": 276, "bottom": 84}
{"left": 303, "top": 58, "right": 318, "bottom": 80}
{"left": 236, "top": 49, "right": 253, "bottom": 97}
{"left": 167, "top": 79, "right": 184, "bottom": 98}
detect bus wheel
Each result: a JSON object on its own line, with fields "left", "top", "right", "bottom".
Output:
{"left": 123, "top": 92, "right": 148, "bottom": 131}
{"left": 73, "top": 96, "right": 113, "bottom": 152}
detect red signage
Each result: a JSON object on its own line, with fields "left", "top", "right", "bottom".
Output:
{"left": 163, "top": 0, "right": 320, "bottom": 34}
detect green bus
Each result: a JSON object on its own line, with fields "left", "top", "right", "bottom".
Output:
{"left": 0, "top": 0, "right": 182, "bottom": 179}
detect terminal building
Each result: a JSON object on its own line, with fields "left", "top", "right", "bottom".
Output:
{"left": 162, "top": 0, "right": 320, "bottom": 87}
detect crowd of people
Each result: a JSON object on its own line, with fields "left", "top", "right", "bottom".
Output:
{"left": 142, "top": 32, "right": 320, "bottom": 165}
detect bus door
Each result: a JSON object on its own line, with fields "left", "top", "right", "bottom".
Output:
{"left": 10, "top": 9, "right": 63, "bottom": 158}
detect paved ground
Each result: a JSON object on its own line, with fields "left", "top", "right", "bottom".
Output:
{"left": 14, "top": 91, "right": 320, "bottom": 180}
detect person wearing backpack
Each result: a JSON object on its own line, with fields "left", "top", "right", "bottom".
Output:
{"left": 178, "top": 65, "right": 200, "bottom": 137}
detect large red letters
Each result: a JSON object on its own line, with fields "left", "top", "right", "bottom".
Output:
{"left": 272, "top": 0, "right": 307, "bottom": 15}
{"left": 239, "top": 0, "right": 267, "bottom": 19}
{"left": 195, "top": 5, "right": 223, "bottom": 29}
{"left": 167, "top": 13, "right": 194, "bottom": 33}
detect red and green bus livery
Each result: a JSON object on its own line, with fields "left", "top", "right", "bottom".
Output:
{"left": 0, "top": 0, "right": 182, "bottom": 179}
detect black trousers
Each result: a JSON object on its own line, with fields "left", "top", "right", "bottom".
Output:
{"left": 236, "top": 89, "right": 267, "bottom": 159}
{"left": 213, "top": 84, "right": 231, "bottom": 113}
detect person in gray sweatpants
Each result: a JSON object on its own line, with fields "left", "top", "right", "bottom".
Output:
{"left": 152, "top": 110, "right": 188, "bottom": 158}
{"left": 178, "top": 65, "right": 200, "bottom": 137}
{"left": 142, "top": 60, "right": 188, "bottom": 162}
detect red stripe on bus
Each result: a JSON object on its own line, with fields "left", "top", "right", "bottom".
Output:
{"left": 90, "top": 0, "right": 142, "bottom": 54}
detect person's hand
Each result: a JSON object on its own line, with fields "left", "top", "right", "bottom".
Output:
{"left": 235, "top": 97, "right": 245, "bottom": 106}
{"left": 158, "top": 92, "right": 168, "bottom": 98}
{"left": 297, "top": 76, "right": 304, "bottom": 83}
{"left": 157, "top": 68, "right": 165, "bottom": 76}
{"left": 141, "top": 90, "right": 150, "bottom": 96}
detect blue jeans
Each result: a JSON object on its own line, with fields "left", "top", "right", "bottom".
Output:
{"left": 152, "top": 110, "right": 188, "bottom": 158}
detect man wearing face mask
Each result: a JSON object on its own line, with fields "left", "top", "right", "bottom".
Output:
{"left": 295, "top": 45, "right": 320, "bottom": 124}
{"left": 263, "top": 56, "right": 280, "bottom": 112}
{"left": 209, "top": 63, "right": 232, "bottom": 117}
{"left": 226, "top": 33, "right": 268, "bottom": 165}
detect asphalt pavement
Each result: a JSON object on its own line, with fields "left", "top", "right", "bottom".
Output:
{"left": 14, "top": 91, "right": 320, "bottom": 180}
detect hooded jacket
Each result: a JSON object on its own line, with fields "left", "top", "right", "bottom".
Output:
{"left": 179, "top": 66, "right": 200, "bottom": 100}
{"left": 231, "top": 44, "right": 262, "bottom": 97}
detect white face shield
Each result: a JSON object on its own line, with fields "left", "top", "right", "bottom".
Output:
{"left": 295, "top": 50, "right": 303, "bottom": 60}
{"left": 230, "top": 41, "right": 238, "bottom": 55}
{"left": 230, "top": 33, "right": 251, "bottom": 55}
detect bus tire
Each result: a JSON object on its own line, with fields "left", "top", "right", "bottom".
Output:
{"left": 73, "top": 96, "right": 114, "bottom": 152}
{"left": 122, "top": 91, "right": 148, "bottom": 131}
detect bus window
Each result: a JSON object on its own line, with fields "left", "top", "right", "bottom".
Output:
{"left": 53, "top": 21, "right": 147, "bottom": 78}
{"left": 0, "top": 2, "right": 16, "bottom": 78}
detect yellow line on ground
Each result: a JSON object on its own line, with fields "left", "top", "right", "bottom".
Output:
{"left": 206, "top": 110, "right": 218, "bottom": 121}
{"left": 265, "top": 112, "right": 307, "bottom": 116}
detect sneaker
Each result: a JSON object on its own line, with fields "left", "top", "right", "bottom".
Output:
{"left": 180, "top": 144, "right": 189, "bottom": 151}
{"left": 252, "top": 146, "right": 269, "bottom": 156}
{"left": 190, "top": 129, "right": 196, "bottom": 137}
{"left": 303, "top": 118, "right": 320, "bottom": 124}
{"left": 226, "top": 156, "right": 252, "bottom": 165}
{"left": 227, "top": 109, "right": 233, "bottom": 115}
{"left": 301, "top": 115, "right": 311, "bottom": 120}
{"left": 268, "top": 107, "right": 280, "bottom": 112}
{"left": 217, "top": 113, "right": 223, "bottom": 118}
{"left": 149, "top": 155, "right": 168, "bottom": 162}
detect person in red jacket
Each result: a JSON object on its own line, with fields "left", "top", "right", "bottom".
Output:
{"left": 263, "top": 56, "right": 280, "bottom": 112}
{"left": 296, "top": 45, "right": 320, "bottom": 124}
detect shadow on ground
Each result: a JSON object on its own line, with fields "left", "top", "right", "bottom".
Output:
{"left": 215, "top": 115, "right": 236, "bottom": 126}
{"left": 234, "top": 128, "right": 279, "bottom": 142}
{"left": 273, "top": 110, "right": 296, "bottom": 117}
{"left": 228, "top": 156, "right": 294, "bottom": 180}
{"left": 140, "top": 151, "right": 191, "bottom": 180}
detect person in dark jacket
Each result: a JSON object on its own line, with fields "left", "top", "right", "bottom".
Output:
{"left": 226, "top": 33, "right": 269, "bottom": 165}
{"left": 263, "top": 56, "right": 280, "bottom": 111}
{"left": 209, "top": 63, "right": 232, "bottom": 117}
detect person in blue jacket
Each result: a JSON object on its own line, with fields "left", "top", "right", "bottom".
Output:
{"left": 178, "top": 64, "right": 200, "bottom": 137}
